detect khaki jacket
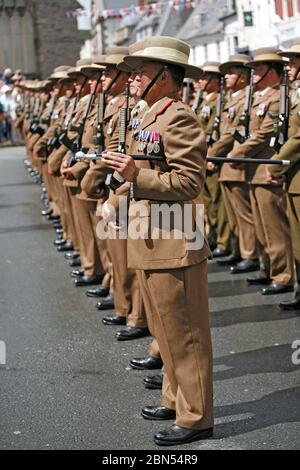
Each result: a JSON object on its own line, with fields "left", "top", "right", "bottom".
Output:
{"left": 197, "top": 92, "right": 218, "bottom": 135}
{"left": 229, "top": 88, "right": 280, "bottom": 184}
{"left": 80, "top": 94, "right": 125, "bottom": 199}
{"left": 208, "top": 89, "right": 246, "bottom": 183}
{"left": 127, "top": 96, "right": 211, "bottom": 270}
{"left": 268, "top": 95, "right": 300, "bottom": 194}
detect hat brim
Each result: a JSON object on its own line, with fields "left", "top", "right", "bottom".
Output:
{"left": 123, "top": 55, "right": 203, "bottom": 79}
{"left": 278, "top": 51, "right": 300, "bottom": 58}
{"left": 246, "top": 59, "right": 287, "bottom": 68}
{"left": 219, "top": 62, "right": 248, "bottom": 74}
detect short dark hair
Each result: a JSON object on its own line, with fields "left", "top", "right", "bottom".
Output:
{"left": 153, "top": 61, "right": 185, "bottom": 88}
{"left": 269, "top": 62, "right": 284, "bottom": 77}
{"left": 165, "top": 63, "right": 186, "bottom": 88}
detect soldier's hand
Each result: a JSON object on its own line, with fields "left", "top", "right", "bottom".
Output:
{"left": 266, "top": 170, "right": 286, "bottom": 185}
{"left": 207, "top": 162, "right": 219, "bottom": 172}
{"left": 102, "top": 151, "right": 138, "bottom": 182}
{"left": 61, "top": 168, "right": 75, "bottom": 181}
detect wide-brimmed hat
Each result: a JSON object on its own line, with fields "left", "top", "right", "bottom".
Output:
{"left": 201, "top": 62, "right": 222, "bottom": 76}
{"left": 118, "top": 41, "right": 144, "bottom": 72}
{"left": 49, "top": 65, "right": 73, "bottom": 81}
{"left": 123, "top": 36, "right": 203, "bottom": 79}
{"left": 80, "top": 57, "right": 106, "bottom": 77}
{"left": 220, "top": 54, "right": 252, "bottom": 74}
{"left": 246, "top": 48, "right": 287, "bottom": 68}
{"left": 94, "top": 47, "right": 129, "bottom": 67}
{"left": 68, "top": 59, "right": 94, "bottom": 78}
{"left": 278, "top": 39, "right": 300, "bottom": 58}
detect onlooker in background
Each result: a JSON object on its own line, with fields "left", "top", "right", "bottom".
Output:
{"left": 0, "top": 85, "right": 13, "bottom": 144}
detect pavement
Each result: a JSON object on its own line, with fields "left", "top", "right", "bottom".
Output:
{"left": 0, "top": 146, "right": 299, "bottom": 450}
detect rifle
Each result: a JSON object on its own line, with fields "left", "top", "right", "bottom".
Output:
{"left": 41, "top": 95, "right": 57, "bottom": 130}
{"left": 105, "top": 83, "right": 130, "bottom": 191}
{"left": 47, "top": 97, "right": 70, "bottom": 155}
{"left": 75, "top": 152, "right": 290, "bottom": 167}
{"left": 232, "top": 68, "right": 254, "bottom": 144}
{"left": 270, "top": 67, "right": 290, "bottom": 152}
{"left": 206, "top": 76, "right": 225, "bottom": 147}
{"left": 192, "top": 90, "right": 203, "bottom": 113}
{"left": 182, "top": 80, "right": 193, "bottom": 105}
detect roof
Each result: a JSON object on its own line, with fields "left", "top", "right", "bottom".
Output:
{"left": 178, "top": 0, "right": 228, "bottom": 42}
{"left": 156, "top": 5, "right": 193, "bottom": 38}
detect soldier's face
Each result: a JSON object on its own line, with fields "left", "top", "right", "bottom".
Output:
{"left": 286, "top": 56, "right": 300, "bottom": 81}
{"left": 128, "top": 71, "right": 141, "bottom": 98}
{"left": 74, "top": 76, "right": 85, "bottom": 94}
{"left": 198, "top": 74, "right": 219, "bottom": 93}
{"left": 89, "top": 72, "right": 103, "bottom": 94}
{"left": 225, "top": 67, "right": 246, "bottom": 90}
{"left": 134, "top": 62, "right": 163, "bottom": 99}
{"left": 252, "top": 64, "right": 269, "bottom": 85}
{"left": 101, "top": 65, "right": 119, "bottom": 92}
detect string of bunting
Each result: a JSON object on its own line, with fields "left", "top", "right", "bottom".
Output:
{"left": 66, "top": 0, "right": 196, "bottom": 21}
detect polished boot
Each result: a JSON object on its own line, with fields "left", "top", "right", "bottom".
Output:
{"left": 141, "top": 406, "right": 176, "bottom": 421}
{"left": 217, "top": 254, "right": 241, "bottom": 266}
{"left": 154, "top": 425, "right": 213, "bottom": 446}
{"left": 86, "top": 285, "right": 110, "bottom": 298}
{"left": 279, "top": 298, "right": 300, "bottom": 311}
{"left": 95, "top": 294, "right": 115, "bottom": 310}
{"left": 212, "top": 248, "right": 231, "bottom": 258}
{"left": 74, "top": 275, "right": 103, "bottom": 287}
{"left": 102, "top": 314, "right": 126, "bottom": 326}
{"left": 57, "top": 242, "right": 74, "bottom": 252}
{"left": 47, "top": 214, "right": 60, "bottom": 222}
{"left": 54, "top": 238, "right": 66, "bottom": 247}
{"left": 69, "top": 258, "right": 81, "bottom": 268}
{"left": 262, "top": 284, "right": 294, "bottom": 296}
{"left": 70, "top": 269, "right": 84, "bottom": 278}
{"left": 116, "top": 327, "right": 150, "bottom": 341}
{"left": 247, "top": 276, "right": 272, "bottom": 286}
{"left": 130, "top": 356, "right": 163, "bottom": 371}
{"left": 41, "top": 208, "right": 52, "bottom": 217}
{"left": 143, "top": 372, "right": 163, "bottom": 390}
{"left": 65, "top": 252, "right": 80, "bottom": 260}
{"left": 230, "top": 259, "right": 260, "bottom": 274}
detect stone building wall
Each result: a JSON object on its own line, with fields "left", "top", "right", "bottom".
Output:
{"left": 0, "top": 0, "right": 82, "bottom": 78}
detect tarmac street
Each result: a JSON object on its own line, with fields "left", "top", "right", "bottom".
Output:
{"left": 0, "top": 147, "right": 299, "bottom": 450}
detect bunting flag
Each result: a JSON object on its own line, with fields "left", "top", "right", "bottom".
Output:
{"left": 66, "top": 1, "right": 196, "bottom": 21}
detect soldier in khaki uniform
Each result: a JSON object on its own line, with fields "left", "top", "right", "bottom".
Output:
{"left": 60, "top": 61, "right": 106, "bottom": 287}
{"left": 33, "top": 66, "right": 73, "bottom": 221}
{"left": 229, "top": 49, "right": 294, "bottom": 295}
{"left": 48, "top": 60, "right": 92, "bottom": 260}
{"left": 196, "top": 62, "right": 231, "bottom": 257}
{"left": 268, "top": 43, "right": 300, "bottom": 310}
{"left": 80, "top": 47, "right": 149, "bottom": 341}
{"left": 208, "top": 55, "right": 259, "bottom": 273}
{"left": 102, "top": 36, "right": 213, "bottom": 446}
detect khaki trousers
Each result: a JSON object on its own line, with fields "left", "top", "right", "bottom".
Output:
{"left": 42, "top": 163, "right": 60, "bottom": 216}
{"left": 287, "top": 193, "right": 300, "bottom": 298}
{"left": 250, "top": 185, "right": 294, "bottom": 285}
{"left": 73, "top": 198, "right": 103, "bottom": 277}
{"left": 222, "top": 182, "right": 257, "bottom": 260}
{"left": 138, "top": 261, "right": 213, "bottom": 430}
{"left": 107, "top": 237, "right": 147, "bottom": 327}
{"left": 203, "top": 172, "right": 231, "bottom": 251}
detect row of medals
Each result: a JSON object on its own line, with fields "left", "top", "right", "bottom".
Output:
{"left": 133, "top": 120, "right": 161, "bottom": 154}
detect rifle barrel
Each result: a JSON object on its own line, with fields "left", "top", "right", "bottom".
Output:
{"left": 208, "top": 157, "right": 290, "bottom": 166}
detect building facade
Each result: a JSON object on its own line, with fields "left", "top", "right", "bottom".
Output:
{"left": 0, "top": 0, "right": 82, "bottom": 78}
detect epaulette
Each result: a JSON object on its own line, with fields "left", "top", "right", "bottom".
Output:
{"left": 155, "top": 99, "right": 174, "bottom": 117}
